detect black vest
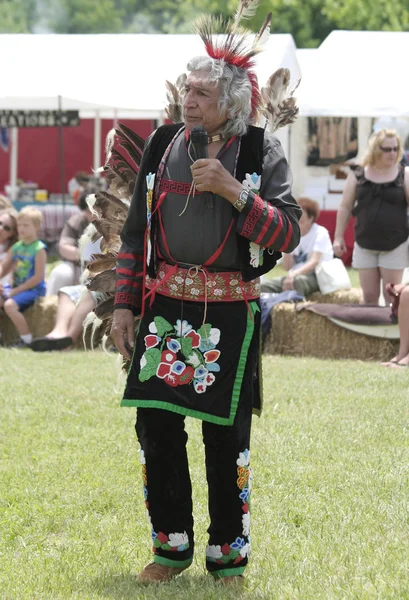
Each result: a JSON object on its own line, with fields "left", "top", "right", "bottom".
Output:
{"left": 144, "top": 123, "right": 281, "bottom": 282}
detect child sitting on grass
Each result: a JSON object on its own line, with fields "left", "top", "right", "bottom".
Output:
{"left": 0, "top": 207, "right": 47, "bottom": 348}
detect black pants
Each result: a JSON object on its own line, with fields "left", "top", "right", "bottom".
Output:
{"left": 135, "top": 392, "right": 253, "bottom": 577}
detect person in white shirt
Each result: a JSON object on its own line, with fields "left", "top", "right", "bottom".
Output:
{"left": 261, "top": 197, "right": 333, "bottom": 297}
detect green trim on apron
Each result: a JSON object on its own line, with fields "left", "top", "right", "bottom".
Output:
{"left": 121, "top": 301, "right": 259, "bottom": 426}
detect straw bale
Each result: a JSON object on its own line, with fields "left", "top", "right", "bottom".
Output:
{"left": 0, "top": 296, "right": 101, "bottom": 349}
{"left": 0, "top": 296, "right": 58, "bottom": 345}
{"left": 308, "top": 288, "right": 363, "bottom": 304}
{"left": 264, "top": 301, "right": 399, "bottom": 362}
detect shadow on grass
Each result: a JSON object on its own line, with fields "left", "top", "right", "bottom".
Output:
{"left": 88, "top": 572, "right": 246, "bottom": 599}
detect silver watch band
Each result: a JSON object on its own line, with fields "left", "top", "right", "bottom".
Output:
{"left": 233, "top": 189, "right": 249, "bottom": 212}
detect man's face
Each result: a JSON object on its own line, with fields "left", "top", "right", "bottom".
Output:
{"left": 183, "top": 71, "right": 228, "bottom": 136}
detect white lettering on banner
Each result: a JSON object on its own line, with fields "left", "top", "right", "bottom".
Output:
{"left": 0, "top": 110, "right": 80, "bottom": 128}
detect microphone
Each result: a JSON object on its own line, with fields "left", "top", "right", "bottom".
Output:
{"left": 190, "top": 125, "right": 213, "bottom": 209}
{"left": 190, "top": 125, "right": 208, "bottom": 161}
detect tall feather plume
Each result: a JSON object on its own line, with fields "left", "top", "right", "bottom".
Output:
{"left": 261, "top": 68, "right": 300, "bottom": 132}
{"left": 254, "top": 12, "right": 272, "bottom": 48}
{"left": 233, "top": 0, "right": 260, "bottom": 29}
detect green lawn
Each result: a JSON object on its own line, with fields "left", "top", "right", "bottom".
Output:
{"left": 1, "top": 351, "right": 408, "bottom": 599}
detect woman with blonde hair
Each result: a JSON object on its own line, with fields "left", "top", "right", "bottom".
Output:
{"left": 0, "top": 194, "right": 12, "bottom": 210}
{"left": 0, "top": 207, "right": 18, "bottom": 285}
{"left": 333, "top": 128, "right": 409, "bottom": 304}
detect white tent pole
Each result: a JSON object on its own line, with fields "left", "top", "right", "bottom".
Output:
{"left": 9, "top": 127, "right": 18, "bottom": 201}
{"left": 93, "top": 110, "right": 101, "bottom": 172}
{"left": 357, "top": 117, "right": 372, "bottom": 162}
{"left": 289, "top": 116, "right": 308, "bottom": 198}
{"left": 157, "top": 111, "right": 165, "bottom": 127}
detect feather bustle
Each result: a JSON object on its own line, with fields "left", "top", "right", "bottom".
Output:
{"left": 115, "top": 123, "right": 145, "bottom": 154}
{"left": 87, "top": 253, "right": 117, "bottom": 275}
{"left": 86, "top": 270, "right": 116, "bottom": 293}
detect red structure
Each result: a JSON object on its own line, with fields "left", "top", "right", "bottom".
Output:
{"left": 0, "top": 118, "right": 154, "bottom": 195}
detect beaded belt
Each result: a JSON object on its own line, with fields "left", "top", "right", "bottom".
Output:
{"left": 145, "top": 261, "right": 260, "bottom": 303}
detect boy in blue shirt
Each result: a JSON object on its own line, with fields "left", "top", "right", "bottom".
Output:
{"left": 0, "top": 207, "right": 47, "bottom": 347}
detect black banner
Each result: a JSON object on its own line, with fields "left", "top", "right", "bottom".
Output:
{"left": 0, "top": 110, "right": 80, "bottom": 128}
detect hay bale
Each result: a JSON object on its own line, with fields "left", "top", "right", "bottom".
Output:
{"left": 264, "top": 302, "right": 399, "bottom": 362}
{"left": 308, "top": 288, "right": 363, "bottom": 304}
{"left": 0, "top": 296, "right": 100, "bottom": 349}
{"left": 0, "top": 296, "right": 58, "bottom": 345}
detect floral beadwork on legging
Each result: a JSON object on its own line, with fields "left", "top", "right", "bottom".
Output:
{"left": 206, "top": 449, "right": 252, "bottom": 565}
{"left": 152, "top": 531, "right": 190, "bottom": 553}
{"left": 140, "top": 448, "right": 191, "bottom": 556}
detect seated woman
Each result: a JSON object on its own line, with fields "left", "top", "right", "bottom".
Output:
{"left": 261, "top": 197, "right": 333, "bottom": 297}
{"left": 0, "top": 208, "right": 18, "bottom": 285}
{"left": 30, "top": 286, "right": 107, "bottom": 351}
{"left": 46, "top": 193, "right": 94, "bottom": 296}
{"left": 381, "top": 283, "right": 409, "bottom": 367}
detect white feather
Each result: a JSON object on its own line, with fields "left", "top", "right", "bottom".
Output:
{"left": 86, "top": 193, "right": 98, "bottom": 216}
{"left": 82, "top": 311, "right": 103, "bottom": 350}
{"left": 104, "top": 128, "right": 116, "bottom": 166}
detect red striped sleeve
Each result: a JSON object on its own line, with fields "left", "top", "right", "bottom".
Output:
{"left": 118, "top": 252, "right": 144, "bottom": 261}
{"left": 117, "top": 267, "right": 136, "bottom": 276}
{"left": 280, "top": 216, "right": 293, "bottom": 252}
{"left": 116, "top": 279, "right": 142, "bottom": 288}
{"left": 264, "top": 209, "right": 283, "bottom": 247}
{"left": 254, "top": 203, "right": 274, "bottom": 245}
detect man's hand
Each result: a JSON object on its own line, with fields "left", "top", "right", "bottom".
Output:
{"left": 191, "top": 159, "right": 242, "bottom": 200}
{"left": 333, "top": 238, "right": 346, "bottom": 257}
{"left": 110, "top": 308, "right": 137, "bottom": 360}
{"left": 282, "top": 273, "right": 295, "bottom": 291}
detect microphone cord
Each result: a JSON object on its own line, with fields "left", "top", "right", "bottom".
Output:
{"left": 179, "top": 139, "right": 196, "bottom": 217}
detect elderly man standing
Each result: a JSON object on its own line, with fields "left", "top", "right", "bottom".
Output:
{"left": 110, "top": 4, "right": 302, "bottom": 586}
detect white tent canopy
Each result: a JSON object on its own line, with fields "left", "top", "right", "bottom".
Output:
{"left": 1, "top": 33, "right": 300, "bottom": 118}
{"left": 297, "top": 30, "right": 409, "bottom": 117}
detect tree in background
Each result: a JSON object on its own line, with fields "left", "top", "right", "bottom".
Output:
{"left": 323, "top": 0, "right": 409, "bottom": 31}
{"left": 0, "top": 0, "right": 408, "bottom": 45}
{"left": 252, "top": 0, "right": 334, "bottom": 48}
{"left": 0, "top": 0, "right": 37, "bottom": 32}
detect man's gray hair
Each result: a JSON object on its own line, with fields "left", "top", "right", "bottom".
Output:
{"left": 186, "top": 56, "right": 253, "bottom": 139}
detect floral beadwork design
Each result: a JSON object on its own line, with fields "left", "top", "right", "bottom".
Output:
{"left": 145, "top": 263, "right": 260, "bottom": 302}
{"left": 152, "top": 530, "right": 190, "bottom": 554}
{"left": 140, "top": 448, "right": 190, "bottom": 554}
{"left": 206, "top": 538, "right": 250, "bottom": 565}
{"left": 139, "top": 449, "right": 151, "bottom": 526}
{"left": 237, "top": 449, "right": 252, "bottom": 539}
{"left": 139, "top": 317, "right": 221, "bottom": 392}
{"left": 206, "top": 448, "right": 252, "bottom": 565}
{"left": 243, "top": 172, "right": 264, "bottom": 268}
{"left": 243, "top": 173, "right": 261, "bottom": 193}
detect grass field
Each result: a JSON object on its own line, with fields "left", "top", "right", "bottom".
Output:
{"left": 1, "top": 350, "right": 409, "bottom": 599}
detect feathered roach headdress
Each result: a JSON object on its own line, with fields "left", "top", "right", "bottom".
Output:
{"left": 166, "top": 0, "right": 299, "bottom": 132}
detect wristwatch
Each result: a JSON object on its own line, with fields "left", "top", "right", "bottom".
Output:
{"left": 233, "top": 188, "right": 249, "bottom": 212}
